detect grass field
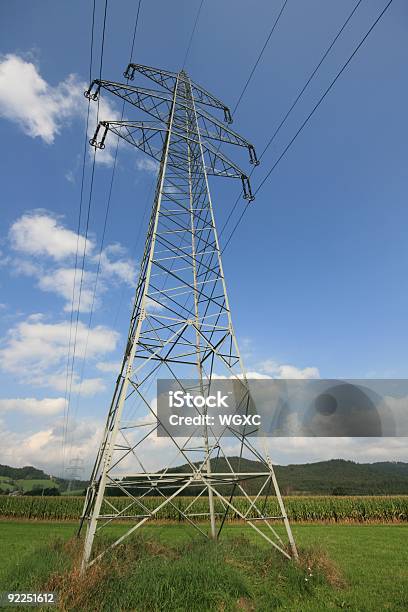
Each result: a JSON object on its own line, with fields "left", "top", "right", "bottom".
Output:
{"left": 0, "top": 521, "right": 406, "bottom": 610}
{"left": 0, "top": 477, "right": 13, "bottom": 492}
{"left": 15, "top": 479, "right": 56, "bottom": 492}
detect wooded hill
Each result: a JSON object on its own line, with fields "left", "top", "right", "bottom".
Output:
{"left": 2, "top": 459, "right": 408, "bottom": 496}
{"left": 0, "top": 464, "right": 88, "bottom": 496}
{"left": 112, "top": 458, "right": 408, "bottom": 496}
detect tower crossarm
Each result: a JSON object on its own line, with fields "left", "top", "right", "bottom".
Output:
{"left": 90, "top": 120, "right": 166, "bottom": 162}
{"left": 175, "top": 104, "right": 258, "bottom": 160}
{"left": 85, "top": 79, "right": 173, "bottom": 122}
{"left": 124, "top": 63, "right": 178, "bottom": 92}
{"left": 85, "top": 80, "right": 257, "bottom": 162}
{"left": 90, "top": 119, "right": 255, "bottom": 199}
{"left": 124, "top": 63, "right": 232, "bottom": 122}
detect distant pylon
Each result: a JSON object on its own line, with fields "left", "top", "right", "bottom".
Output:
{"left": 65, "top": 456, "right": 84, "bottom": 493}
{"left": 79, "top": 63, "right": 297, "bottom": 571}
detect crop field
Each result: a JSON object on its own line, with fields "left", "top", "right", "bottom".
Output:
{"left": 0, "top": 521, "right": 406, "bottom": 611}
{"left": 0, "top": 494, "right": 407, "bottom": 522}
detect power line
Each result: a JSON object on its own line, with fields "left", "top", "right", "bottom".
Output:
{"left": 73, "top": 0, "right": 144, "bottom": 402}
{"left": 232, "top": 0, "right": 289, "bottom": 116}
{"left": 182, "top": 0, "right": 204, "bottom": 69}
{"left": 221, "top": 0, "right": 361, "bottom": 238}
{"left": 66, "top": 0, "right": 145, "bottom": 460}
{"left": 258, "top": 0, "right": 363, "bottom": 160}
{"left": 255, "top": 0, "right": 393, "bottom": 195}
{"left": 129, "top": 0, "right": 142, "bottom": 64}
{"left": 62, "top": 0, "right": 109, "bottom": 473}
{"left": 214, "top": 1, "right": 288, "bottom": 238}
{"left": 174, "top": 2, "right": 288, "bottom": 324}
{"left": 63, "top": 150, "right": 97, "bottom": 471}
{"left": 62, "top": 0, "right": 96, "bottom": 475}
{"left": 221, "top": 0, "right": 393, "bottom": 253}
{"left": 98, "top": 0, "right": 108, "bottom": 80}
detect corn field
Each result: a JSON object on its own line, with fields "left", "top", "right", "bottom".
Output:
{"left": 0, "top": 495, "right": 407, "bottom": 522}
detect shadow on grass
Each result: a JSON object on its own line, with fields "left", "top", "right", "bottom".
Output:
{"left": 4, "top": 534, "right": 345, "bottom": 611}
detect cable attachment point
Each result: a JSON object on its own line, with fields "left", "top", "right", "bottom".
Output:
{"left": 123, "top": 64, "right": 136, "bottom": 81}
{"left": 84, "top": 81, "right": 101, "bottom": 101}
{"left": 89, "top": 122, "right": 109, "bottom": 150}
{"left": 223, "top": 107, "right": 233, "bottom": 124}
{"left": 241, "top": 175, "right": 255, "bottom": 202}
{"left": 248, "top": 145, "right": 259, "bottom": 166}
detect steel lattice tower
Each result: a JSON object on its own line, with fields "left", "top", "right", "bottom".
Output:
{"left": 79, "top": 63, "right": 297, "bottom": 571}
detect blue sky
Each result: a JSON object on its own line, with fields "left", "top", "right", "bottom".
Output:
{"left": 0, "top": 0, "right": 406, "bottom": 476}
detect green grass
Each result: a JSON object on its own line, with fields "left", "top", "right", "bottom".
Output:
{"left": 15, "top": 479, "right": 57, "bottom": 492}
{"left": 0, "top": 476, "right": 14, "bottom": 492}
{"left": 60, "top": 489, "right": 83, "bottom": 496}
{"left": 0, "top": 521, "right": 406, "bottom": 610}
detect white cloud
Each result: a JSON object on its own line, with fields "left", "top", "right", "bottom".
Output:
{"left": 38, "top": 267, "right": 99, "bottom": 313}
{"left": 136, "top": 157, "right": 159, "bottom": 174}
{"left": 0, "top": 397, "right": 67, "bottom": 416}
{"left": 211, "top": 371, "right": 272, "bottom": 380}
{"left": 243, "top": 371, "right": 272, "bottom": 379}
{"left": 0, "top": 316, "right": 118, "bottom": 368}
{"left": 45, "top": 372, "right": 106, "bottom": 396}
{"left": 96, "top": 245, "right": 137, "bottom": 286}
{"left": 0, "top": 315, "right": 119, "bottom": 395}
{"left": 9, "top": 212, "right": 93, "bottom": 261}
{"left": 96, "top": 360, "right": 122, "bottom": 374}
{"left": 144, "top": 296, "right": 165, "bottom": 311}
{"left": 8, "top": 212, "right": 137, "bottom": 312}
{"left": 259, "top": 360, "right": 320, "bottom": 379}
{"left": 65, "top": 170, "right": 75, "bottom": 184}
{"left": 0, "top": 53, "right": 119, "bottom": 165}
{"left": 0, "top": 417, "right": 104, "bottom": 477}
{"left": 0, "top": 54, "right": 83, "bottom": 143}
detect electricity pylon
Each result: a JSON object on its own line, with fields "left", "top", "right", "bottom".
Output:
{"left": 65, "top": 456, "right": 84, "bottom": 493}
{"left": 79, "top": 63, "right": 297, "bottom": 571}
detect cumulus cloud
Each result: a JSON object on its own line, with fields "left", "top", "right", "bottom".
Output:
{"left": 0, "top": 397, "right": 67, "bottom": 416}
{"left": 144, "top": 296, "right": 165, "bottom": 312}
{"left": 136, "top": 157, "right": 159, "bottom": 174}
{"left": 0, "top": 53, "right": 119, "bottom": 165}
{"left": 0, "top": 54, "right": 82, "bottom": 143}
{"left": 0, "top": 417, "right": 104, "bottom": 477}
{"left": 9, "top": 212, "right": 94, "bottom": 261}
{"left": 0, "top": 315, "right": 118, "bottom": 368}
{"left": 8, "top": 211, "right": 137, "bottom": 312}
{"left": 38, "top": 267, "right": 98, "bottom": 312}
{"left": 95, "top": 244, "right": 136, "bottom": 286}
{"left": 96, "top": 360, "right": 122, "bottom": 374}
{"left": 259, "top": 360, "right": 320, "bottom": 379}
{"left": 45, "top": 372, "right": 106, "bottom": 395}
{"left": 0, "top": 315, "right": 119, "bottom": 395}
